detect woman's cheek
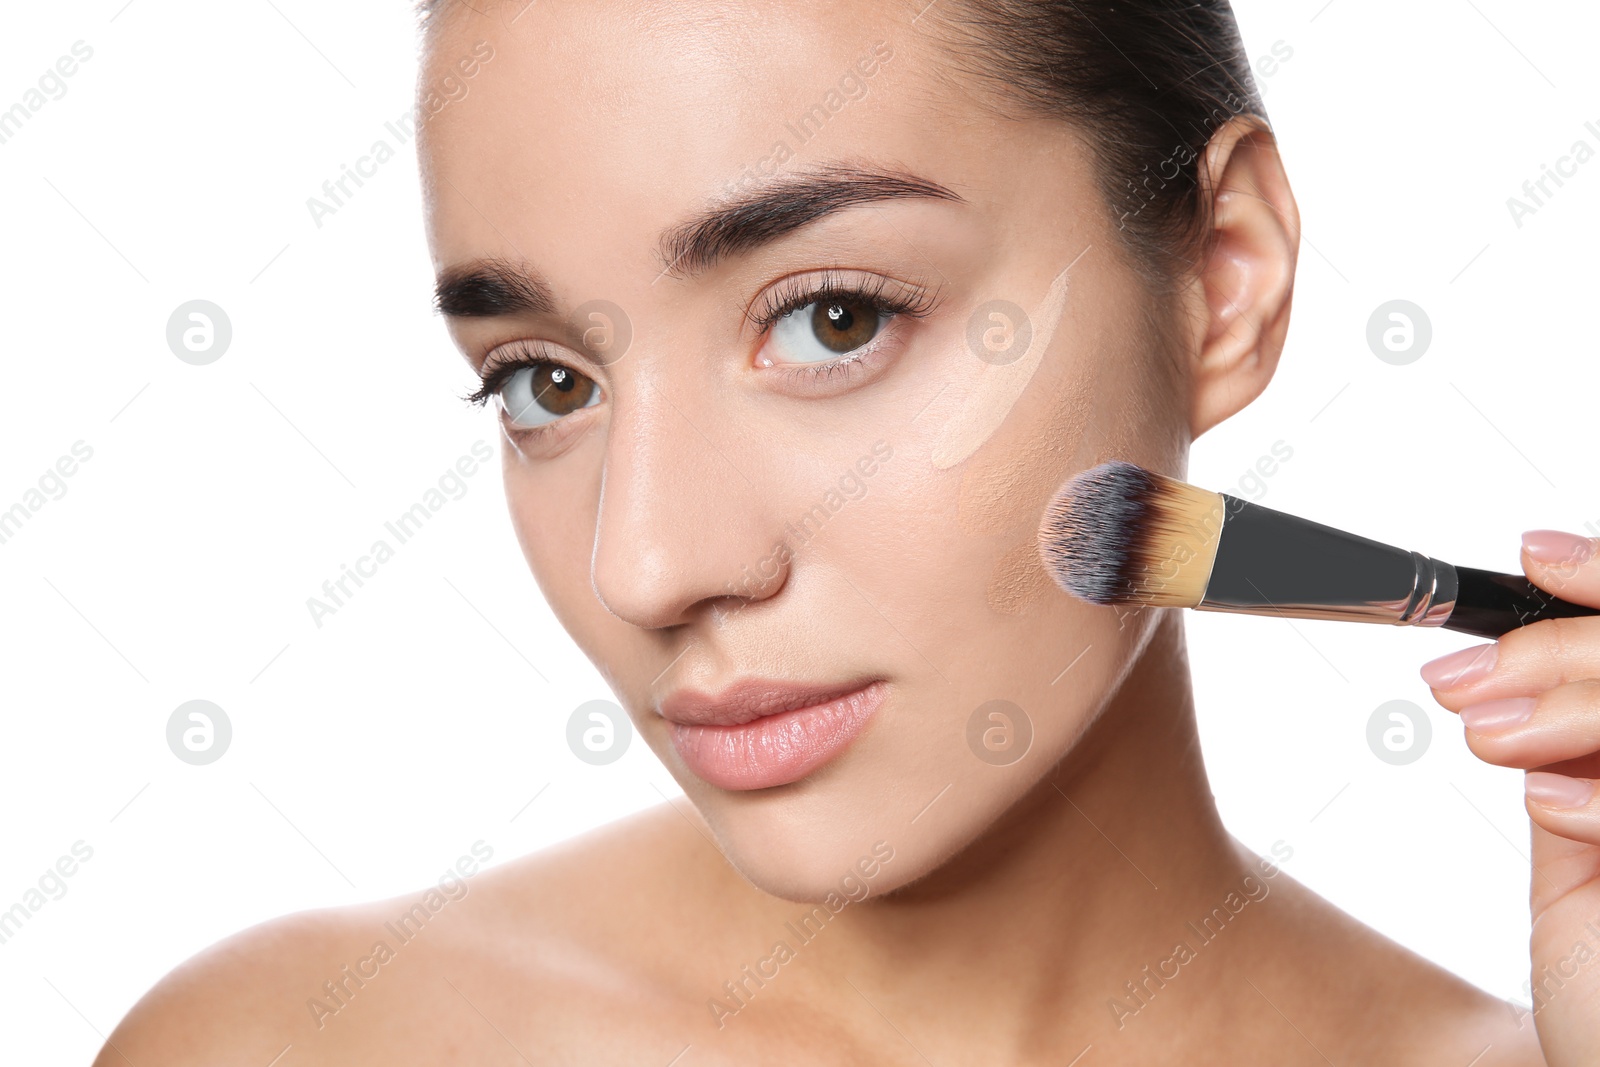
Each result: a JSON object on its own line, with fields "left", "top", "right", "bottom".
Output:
{"left": 502, "top": 446, "right": 613, "bottom": 647}
{"left": 840, "top": 460, "right": 1017, "bottom": 675}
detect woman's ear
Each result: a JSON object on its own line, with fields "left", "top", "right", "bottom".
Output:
{"left": 1183, "top": 114, "right": 1300, "bottom": 441}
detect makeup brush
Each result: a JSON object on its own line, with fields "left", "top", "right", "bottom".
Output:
{"left": 1037, "top": 460, "right": 1600, "bottom": 639}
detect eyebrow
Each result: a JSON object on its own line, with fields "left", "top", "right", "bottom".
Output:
{"left": 433, "top": 162, "right": 965, "bottom": 319}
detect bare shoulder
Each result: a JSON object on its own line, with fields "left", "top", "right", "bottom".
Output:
{"left": 91, "top": 900, "right": 386, "bottom": 1067}
{"left": 94, "top": 803, "right": 730, "bottom": 1066}
{"left": 1237, "top": 848, "right": 1546, "bottom": 1066}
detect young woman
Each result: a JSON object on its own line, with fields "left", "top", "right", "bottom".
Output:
{"left": 97, "top": 1, "right": 1600, "bottom": 1062}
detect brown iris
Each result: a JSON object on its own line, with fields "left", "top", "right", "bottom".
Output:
{"left": 811, "top": 299, "right": 879, "bottom": 355}
{"left": 530, "top": 364, "right": 596, "bottom": 416}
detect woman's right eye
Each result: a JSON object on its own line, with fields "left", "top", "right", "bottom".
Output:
{"left": 494, "top": 362, "right": 602, "bottom": 428}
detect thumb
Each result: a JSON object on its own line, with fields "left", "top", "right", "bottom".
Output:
{"left": 1521, "top": 531, "right": 1600, "bottom": 607}
{"left": 1525, "top": 816, "right": 1600, "bottom": 1022}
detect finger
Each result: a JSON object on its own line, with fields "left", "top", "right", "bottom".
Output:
{"left": 1522, "top": 530, "right": 1600, "bottom": 608}
{"left": 1526, "top": 819, "right": 1600, "bottom": 1065}
{"left": 1523, "top": 770, "right": 1600, "bottom": 846}
{"left": 1455, "top": 679, "right": 1600, "bottom": 771}
{"left": 1419, "top": 616, "right": 1600, "bottom": 711}
{"left": 1528, "top": 816, "right": 1600, "bottom": 919}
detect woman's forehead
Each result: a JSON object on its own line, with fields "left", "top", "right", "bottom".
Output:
{"left": 416, "top": 5, "right": 1083, "bottom": 273}
{"left": 417, "top": 0, "right": 966, "bottom": 167}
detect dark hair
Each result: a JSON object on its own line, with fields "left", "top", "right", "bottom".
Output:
{"left": 922, "top": 0, "right": 1268, "bottom": 293}
{"left": 417, "top": 0, "right": 1267, "bottom": 296}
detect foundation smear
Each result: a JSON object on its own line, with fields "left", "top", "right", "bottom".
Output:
{"left": 930, "top": 251, "right": 1083, "bottom": 471}
{"left": 986, "top": 536, "right": 1057, "bottom": 614}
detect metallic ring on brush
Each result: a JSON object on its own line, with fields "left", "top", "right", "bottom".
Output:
{"left": 1038, "top": 460, "right": 1599, "bottom": 639}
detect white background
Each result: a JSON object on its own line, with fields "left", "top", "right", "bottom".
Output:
{"left": 2, "top": 1, "right": 1597, "bottom": 1062}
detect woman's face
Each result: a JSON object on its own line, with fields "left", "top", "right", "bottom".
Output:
{"left": 421, "top": 0, "right": 1189, "bottom": 901}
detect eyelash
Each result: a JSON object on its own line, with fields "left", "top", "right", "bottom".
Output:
{"left": 463, "top": 270, "right": 940, "bottom": 427}
{"left": 746, "top": 269, "right": 940, "bottom": 383}
{"left": 463, "top": 339, "right": 566, "bottom": 410}
{"left": 748, "top": 269, "right": 937, "bottom": 333}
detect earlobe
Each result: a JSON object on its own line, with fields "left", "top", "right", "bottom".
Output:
{"left": 1186, "top": 115, "right": 1301, "bottom": 441}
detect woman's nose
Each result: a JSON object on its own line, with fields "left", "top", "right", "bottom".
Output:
{"left": 589, "top": 385, "right": 785, "bottom": 631}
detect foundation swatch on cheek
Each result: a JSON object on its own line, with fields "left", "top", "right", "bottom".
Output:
{"left": 976, "top": 378, "right": 1096, "bottom": 614}
{"left": 955, "top": 365, "right": 1093, "bottom": 537}
{"left": 986, "top": 536, "right": 1056, "bottom": 615}
{"left": 930, "top": 253, "right": 1081, "bottom": 471}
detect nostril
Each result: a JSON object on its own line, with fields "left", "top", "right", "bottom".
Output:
{"left": 590, "top": 541, "right": 679, "bottom": 628}
{"left": 591, "top": 529, "right": 791, "bottom": 632}
{"left": 588, "top": 402, "right": 792, "bottom": 631}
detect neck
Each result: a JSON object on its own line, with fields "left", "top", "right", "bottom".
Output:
{"left": 815, "top": 612, "right": 1256, "bottom": 1054}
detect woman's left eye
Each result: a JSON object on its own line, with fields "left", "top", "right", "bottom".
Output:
{"left": 765, "top": 297, "right": 887, "bottom": 365}
{"left": 498, "top": 362, "right": 600, "bottom": 427}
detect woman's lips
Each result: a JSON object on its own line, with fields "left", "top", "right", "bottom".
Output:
{"left": 661, "top": 679, "right": 887, "bottom": 790}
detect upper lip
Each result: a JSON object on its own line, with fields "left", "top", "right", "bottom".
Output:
{"left": 657, "top": 678, "right": 879, "bottom": 727}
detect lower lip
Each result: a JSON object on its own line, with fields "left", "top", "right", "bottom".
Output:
{"left": 668, "top": 681, "right": 887, "bottom": 791}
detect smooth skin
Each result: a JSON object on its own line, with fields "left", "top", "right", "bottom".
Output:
{"left": 93, "top": 0, "right": 1580, "bottom": 1063}
{"left": 1421, "top": 531, "right": 1600, "bottom": 1067}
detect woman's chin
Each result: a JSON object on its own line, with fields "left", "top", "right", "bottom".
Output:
{"left": 717, "top": 838, "right": 916, "bottom": 906}
{"left": 680, "top": 793, "right": 909, "bottom": 904}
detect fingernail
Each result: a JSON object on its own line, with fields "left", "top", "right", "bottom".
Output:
{"left": 1458, "top": 696, "right": 1536, "bottom": 733}
{"left": 1524, "top": 771, "right": 1594, "bottom": 810}
{"left": 1521, "top": 529, "right": 1597, "bottom": 566}
{"left": 1420, "top": 642, "right": 1498, "bottom": 689}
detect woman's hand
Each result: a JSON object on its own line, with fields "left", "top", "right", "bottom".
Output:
{"left": 1421, "top": 530, "right": 1600, "bottom": 1066}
